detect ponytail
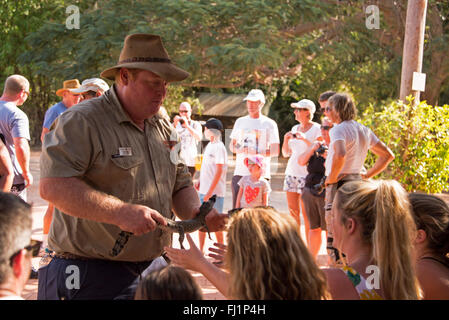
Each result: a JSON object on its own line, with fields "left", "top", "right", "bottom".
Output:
{"left": 336, "top": 180, "right": 421, "bottom": 299}
{"left": 372, "top": 181, "right": 420, "bottom": 299}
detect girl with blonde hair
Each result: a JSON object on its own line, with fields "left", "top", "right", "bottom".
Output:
{"left": 165, "top": 206, "right": 330, "bottom": 300}
{"left": 409, "top": 193, "right": 449, "bottom": 299}
{"left": 324, "top": 179, "right": 421, "bottom": 300}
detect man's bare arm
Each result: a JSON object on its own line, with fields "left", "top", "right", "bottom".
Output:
{"left": 13, "top": 137, "right": 32, "bottom": 187}
{"left": 41, "top": 127, "right": 50, "bottom": 143}
{"left": 39, "top": 177, "right": 166, "bottom": 235}
{"left": 326, "top": 140, "right": 346, "bottom": 185}
{"left": 0, "top": 141, "right": 13, "bottom": 191}
{"left": 365, "top": 141, "right": 395, "bottom": 179}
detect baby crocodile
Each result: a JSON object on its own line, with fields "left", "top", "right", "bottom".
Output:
{"left": 110, "top": 195, "right": 216, "bottom": 257}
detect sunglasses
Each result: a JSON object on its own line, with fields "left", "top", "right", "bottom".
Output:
{"left": 321, "top": 125, "right": 332, "bottom": 130}
{"left": 294, "top": 108, "right": 309, "bottom": 112}
{"left": 325, "top": 107, "right": 332, "bottom": 112}
{"left": 9, "top": 239, "right": 42, "bottom": 266}
{"left": 179, "top": 110, "right": 189, "bottom": 114}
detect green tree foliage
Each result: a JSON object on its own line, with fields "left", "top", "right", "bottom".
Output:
{"left": 361, "top": 99, "right": 449, "bottom": 193}
{"left": 2, "top": 0, "right": 449, "bottom": 146}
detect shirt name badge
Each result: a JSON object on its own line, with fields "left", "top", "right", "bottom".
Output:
{"left": 112, "top": 147, "right": 132, "bottom": 158}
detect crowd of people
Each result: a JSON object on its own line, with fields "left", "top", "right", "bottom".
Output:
{"left": 0, "top": 32, "right": 448, "bottom": 301}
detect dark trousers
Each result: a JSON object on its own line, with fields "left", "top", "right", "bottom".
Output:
{"left": 37, "top": 257, "right": 151, "bottom": 300}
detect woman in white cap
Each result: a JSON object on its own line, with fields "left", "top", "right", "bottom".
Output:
{"left": 281, "top": 99, "right": 321, "bottom": 245}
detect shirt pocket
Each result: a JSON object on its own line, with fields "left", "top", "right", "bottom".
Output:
{"left": 110, "top": 155, "right": 144, "bottom": 171}
{"left": 107, "top": 156, "right": 145, "bottom": 200}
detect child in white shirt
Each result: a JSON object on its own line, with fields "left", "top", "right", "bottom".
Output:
{"left": 197, "top": 118, "right": 227, "bottom": 252}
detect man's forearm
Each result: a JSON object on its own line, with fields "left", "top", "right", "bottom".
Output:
{"left": 264, "top": 143, "right": 280, "bottom": 157}
{"left": 39, "top": 177, "right": 124, "bottom": 226}
{"left": 186, "top": 125, "right": 202, "bottom": 141}
{"left": 14, "top": 139, "right": 30, "bottom": 177}
{"left": 172, "top": 185, "right": 201, "bottom": 220}
{"left": 327, "top": 154, "right": 345, "bottom": 184}
{"left": 365, "top": 154, "right": 393, "bottom": 179}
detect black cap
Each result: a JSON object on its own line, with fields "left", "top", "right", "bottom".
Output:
{"left": 204, "top": 118, "right": 223, "bottom": 131}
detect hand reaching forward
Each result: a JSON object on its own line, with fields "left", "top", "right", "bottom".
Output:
{"left": 164, "top": 234, "right": 208, "bottom": 272}
{"left": 208, "top": 242, "right": 227, "bottom": 269}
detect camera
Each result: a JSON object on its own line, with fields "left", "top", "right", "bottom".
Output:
{"left": 179, "top": 118, "right": 185, "bottom": 125}
{"left": 316, "top": 144, "right": 328, "bottom": 155}
{"left": 312, "top": 176, "right": 326, "bottom": 195}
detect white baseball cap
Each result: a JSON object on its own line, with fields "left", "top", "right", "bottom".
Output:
{"left": 243, "top": 89, "right": 265, "bottom": 104}
{"left": 70, "top": 78, "right": 110, "bottom": 94}
{"left": 179, "top": 102, "right": 191, "bottom": 110}
{"left": 291, "top": 99, "right": 316, "bottom": 114}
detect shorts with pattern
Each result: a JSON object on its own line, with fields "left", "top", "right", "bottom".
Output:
{"left": 283, "top": 175, "right": 306, "bottom": 194}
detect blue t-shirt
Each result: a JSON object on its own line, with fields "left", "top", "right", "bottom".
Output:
{"left": 0, "top": 101, "right": 30, "bottom": 185}
{"left": 43, "top": 101, "right": 68, "bottom": 129}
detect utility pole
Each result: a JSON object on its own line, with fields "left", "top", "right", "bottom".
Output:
{"left": 399, "top": 0, "right": 428, "bottom": 104}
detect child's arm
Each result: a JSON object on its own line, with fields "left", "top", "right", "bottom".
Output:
{"left": 204, "top": 164, "right": 224, "bottom": 201}
{"left": 262, "top": 192, "right": 269, "bottom": 206}
{"left": 236, "top": 184, "right": 244, "bottom": 208}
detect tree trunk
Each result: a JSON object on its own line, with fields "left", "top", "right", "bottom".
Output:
{"left": 399, "top": 0, "right": 428, "bottom": 104}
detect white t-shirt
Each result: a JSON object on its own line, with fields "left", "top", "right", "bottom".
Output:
{"left": 199, "top": 140, "right": 228, "bottom": 197}
{"left": 325, "top": 120, "right": 380, "bottom": 176}
{"left": 285, "top": 122, "right": 321, "bottom": 178}
{"left": 175, "top": 120, "right": 202, "bottom": 167}
{"left": 230, "top": 115, "right": 280, "bottom": 179}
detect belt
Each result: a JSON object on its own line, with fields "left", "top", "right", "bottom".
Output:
{"left": 54, "top": 252, "right": 154, "bottom": 264}
{"left": 54, "top": 252, "right": 94, "bottom": 261}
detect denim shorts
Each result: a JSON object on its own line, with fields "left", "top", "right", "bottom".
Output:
{"left": 199, "top": 193, "right": 224, "bottom": 213}
{"left": 283, "top": 175, "right": 306, "bottom": 194}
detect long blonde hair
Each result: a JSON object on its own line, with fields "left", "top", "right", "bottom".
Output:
{"left": 226, "top": 207, "right": 330, "bottom": 300}
{"left": 334, "top": 180, "right": 421, "bottom": 299}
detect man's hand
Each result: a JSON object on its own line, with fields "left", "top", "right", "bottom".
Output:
{"left": 22, "top": 171, "right": 33, "bottom": 188}
{"left": 204, "top": 208, "right": 228, "bottom": 232}
{"left": 115, "top": 203, "right": 167, "bottom": 236}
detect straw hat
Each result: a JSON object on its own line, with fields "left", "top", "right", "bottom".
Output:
{"left": 100, "top": 34, "right": 190, "bottom": 82}
{"left": 56, "top": 79, "right": 81, "bottom": 97}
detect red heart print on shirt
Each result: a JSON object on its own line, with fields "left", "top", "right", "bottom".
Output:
{"left": 245, "top": 186, "right": 260, "bottom": 204}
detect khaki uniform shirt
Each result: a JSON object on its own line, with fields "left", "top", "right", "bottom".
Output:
{"left": 40, "top": 86, "right": 192, "bottom": 262}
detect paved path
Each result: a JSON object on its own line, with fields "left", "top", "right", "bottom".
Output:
{"left": 21, "top": 151, "right": 331, "bottom": 299}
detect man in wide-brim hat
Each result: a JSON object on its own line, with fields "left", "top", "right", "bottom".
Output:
{"left": 41, "top": 79, "right": 82, "bottom": 142}
{"left": 38, "top": 34, "right": 227, "bottom": 300}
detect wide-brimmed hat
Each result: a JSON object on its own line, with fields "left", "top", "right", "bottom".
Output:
{"left": 56, "top": 79, "right": 81, "bottom": 97}
{"left": 100, "top": 34, "right": 190, "bottom": 82}
{"left": 70, "top": 78, "right": 110, "bottom": 94}
{"left": 291, "top": 99, "right": 316, "bottom": 115}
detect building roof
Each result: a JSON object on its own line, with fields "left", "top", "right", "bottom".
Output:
{"left": 196, "top": 93, "right": 271, "bottom": 118}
